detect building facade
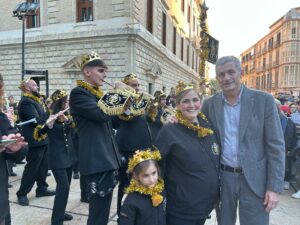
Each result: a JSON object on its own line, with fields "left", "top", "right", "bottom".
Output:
{"left": 0, "top": 0, "right": 204, "bottom": 98}
{"left": 241, "top": 7, "right": 300, "bottom": 97}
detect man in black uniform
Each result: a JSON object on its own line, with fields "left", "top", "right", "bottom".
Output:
{"left": 113, "top": 73, "right": 153, "bottom": 218}
{"left": 69, "top": 52, "right": 122, "bottom": 225}
{"left": 16, "top": 78, "right": 55, "bottom": 206}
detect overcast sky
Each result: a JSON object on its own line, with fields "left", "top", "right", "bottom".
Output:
{"left": 206, "top": 0, "right": 299, "bottom": 76}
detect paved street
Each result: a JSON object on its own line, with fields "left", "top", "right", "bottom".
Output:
{"left": 7, "top": 163, "right": 300, "bottom": 225}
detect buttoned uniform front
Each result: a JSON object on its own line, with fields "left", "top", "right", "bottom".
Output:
{"left": 154, "top": 116, "right": 220, "bottom": 223}
{"left": 69, "top": 85, "right": 121, "bottom": 225}
{"left": 201, "top": 86, "right": 285, "bottom": 225}
{"left": 119, "top": 191, "right": 167, "bottom": 225}
{"left": 112, "top": 114, "right": 153, "bottom": 217}
{"left": 38, "top": 119, "right": 76, "bottom": 225}
{"left": 16, "top": 96, "right": 50, "bottom": 198}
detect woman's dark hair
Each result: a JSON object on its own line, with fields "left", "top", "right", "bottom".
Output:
{"left": 133, "top": 159, "right": 160, "bottom": 177}
{"left": 50, "top": 95, "right": 68, "bottom": 115}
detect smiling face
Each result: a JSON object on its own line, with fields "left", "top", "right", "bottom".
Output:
{"left": 134, "top": 161, "right": 159, "bottom": 188}
{"left": 216, "top": 62, "right": 242, "bottom": 96}
{"left": 176, "top": 89, "right": 201, "bottom": 123}
{"left": 83, "top": 66, "right": 107, "bottom": 87}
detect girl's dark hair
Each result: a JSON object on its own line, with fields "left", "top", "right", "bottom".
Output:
{"left": 50, "top": 95, "right": 68, "bottom": 114}
{"left": 133, "top": 159, "right": 160, "bottom": 177}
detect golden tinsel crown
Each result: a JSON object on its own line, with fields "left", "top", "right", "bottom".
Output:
{"left": 127, "top": 148, "right": 162, "bottom": 173}
{"left": 154, "top": 90, "right": 166, "bottom": 100}
{"left": 122, "top": 73, "right": 138, "bottom": 85}
{"left": 51, "top": 90, "right": 68, "bottom": 102}
{"left": 80, "top": 52, "right": 102, "bottom": 70}
{"left": 175, "top": 81, "right": 194, "bottom": 96}
{"left": 18, "top": 77, "right": 32, "bottom": 91}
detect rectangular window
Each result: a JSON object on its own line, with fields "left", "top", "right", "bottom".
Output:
{"left": 173, "top": 27, "right": 176, "bottom": 54}
{"left": 187, "top": 5, "right": 191, "bottom": 23}
{"left": 77, "top": 0, "right": 93, "bottom": 22}
{"left": 192, "top": 51, "right": 194, "bottom": 69}
{"left": 292, "top": 27, "right": 296, "bottom": 39}
{"left": 147, "top": 0, "right": 153, "bottom": 33}
{"left": 148, "top": 83, "right": 153, "bottom": 94}
{"left": 276, "top": 32, "right": 281, "bottom": 45}
{"left": 181, "top": 37, "right": 184, "bottom": 61}
{"left": 26, "top": 0, "right": 40, "bottom": 28}
{"left": 181, "top": 0, "right": 185, "bottom": 12}
{"left": 187, "top": 45, "right": 189, "bottom": 65}
{"left": 162, "top": 13, "right": 167, "bottom": 46}
{"left": 193, "top": 16, "right": 195, "bottom": 32}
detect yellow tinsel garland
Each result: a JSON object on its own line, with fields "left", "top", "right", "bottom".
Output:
{"left": 23, "top": 93, "right": 46, "bottom": 111}
{"left": 126, "top": 178, "right": 164, "bottom": 207}
{"left": 33, "top": 125, "right": 47, "bottom": 142}
{"left": 76, "top": 80, "right": 104, "bottom": 99}
{"left": 175, "top": 110, "right": 214, "bottom": 138}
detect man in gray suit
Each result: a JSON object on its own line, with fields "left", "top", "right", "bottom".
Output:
{"left": 202, "top": 56, "right": 285, "bottom": 225}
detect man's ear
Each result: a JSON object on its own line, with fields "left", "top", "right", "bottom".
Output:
{"left": 83, "top": 67, "right": 90, "bottom": 77}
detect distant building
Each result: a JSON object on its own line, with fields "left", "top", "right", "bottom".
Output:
{"left": 241, "top": 7, "right": 300, "bottom": 97}
{"left": 0, "top": 0, "right": 204, "bottom": 98}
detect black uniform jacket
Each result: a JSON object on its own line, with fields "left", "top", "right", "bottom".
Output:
{"left": 69, "top": 86, "right": 121, "bottom": 176}
{"left": 18, "top": 96, "right": 49, "bottom": 148}
{"left": 147, "top": 108, "right": 163, "bottom": 141}
{"left": 0, "top": 122, "right": 25, "bottom": 222}
{"left": 39, "top": 121, "right": 76, "bottom": 170}
{"left": 119, "top": 191, "right": 167, "bottom": 225}
{"left": 113, "top": 115, "right": 152, "bottom": 159}
{"left": 154, "top": 116, "right": 220, "bottom": 220}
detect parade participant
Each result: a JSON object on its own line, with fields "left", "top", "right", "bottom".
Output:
{"left": 119, "top": 149, "right": 166, "bottom": 225}
{"left": 0, "top": 74, "right": 27, "bottom": 225}
{"left": 69, "top": 52, "right": 122, "bottom": 225}
{"left": 16, "top": 78, "right": 55, "bottom": 206}
{"left": 201, "top": 56, "right": 285, "bottom": 225}
{"left": 34, "top": 90, "right": 75, "bottom": 225}
{"left": 155, "top": 81, "right": 220, "bottom": 225}
{"left": 113, "top": 73, "right": 153, "bottom": 218}
{"left": 147, "top": 90, "right": 167, "bottom": 140}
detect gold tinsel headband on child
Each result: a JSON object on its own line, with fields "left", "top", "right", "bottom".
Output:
{"left": 127, "top": 148, "right": 162, "bottom": 173}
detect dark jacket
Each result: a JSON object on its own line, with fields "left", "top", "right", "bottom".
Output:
{"left": 119, "top": 191, "right": 167, "bottom": 225}
{"left": 113, "top": 115, "right": 152, "bottom": 159}
{"left": 154, "top": 116, "right": 220, "bottom": 220}
{"left": 38, "top": 121, "right": 76, "bottom": 170}
{"left": 69, "top": 86, "right": 121, "bottom": 176}
{"left": 18, "top": 96, "right": 49, "bottom": 148}
{"left": 280, "top": 115, "right": 298, "bottom": 154}
{"left": 147, "top": 108, "right": 163, "bottom": 141}
{"left": 0, "top": 125, "right": 25, "bottom": 222}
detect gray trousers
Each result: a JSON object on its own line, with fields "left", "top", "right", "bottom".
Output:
{"left": 219, "top": 171, "right": 269, "bottom": 225}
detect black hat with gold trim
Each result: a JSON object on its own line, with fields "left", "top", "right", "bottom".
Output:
{"left": 122, "top": 73, "right": 138, "bottom": 85}
{"left": 153, "top": 90, "right": 166, "bottom": 102}
{"left": 80, "top": 51, "right": 107, "bottom": 70}
{"left": 50, "top": 90, "right": 68, "bottom": 102}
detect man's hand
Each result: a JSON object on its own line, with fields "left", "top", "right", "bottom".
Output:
{"left": 3, "top": 133, "right": 27, "bottom": 153}
{"left": 264, "top": 190, "right": 279, "bottom": 212}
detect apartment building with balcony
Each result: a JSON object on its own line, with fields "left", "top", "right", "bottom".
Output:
{"left": 0, "top": 0, "right": 204, "bottom": 97}
{"left": 241, "top": 7, "right": 300, "bottom": 96}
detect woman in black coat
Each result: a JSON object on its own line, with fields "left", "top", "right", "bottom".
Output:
{"left": 154, "top": 82, "right": 220, "bottom": 225}
{"left": 35, "top": 90, "right": 75, "bottom": 225}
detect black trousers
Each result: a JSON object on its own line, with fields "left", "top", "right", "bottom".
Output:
{"left": 86, "top": 173, "right": 114, "bottom": 225}
{"left": 51, "top": 167, "right": 72, "bottom": 225}
{"left": 17, "top": 145, "right": 49, "bottom": 197}
{"left": 117, "top": 166, "right": 130, "bottom": 217}
{"left": 80, "top": 175, "right": 88, "bottom": 199}
{"left": 167, "top": 215, "right": 206, "bottom": 225}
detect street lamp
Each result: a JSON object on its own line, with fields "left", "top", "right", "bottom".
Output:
{"left": 12, "top": 2, "right": 39, "bottom": 80}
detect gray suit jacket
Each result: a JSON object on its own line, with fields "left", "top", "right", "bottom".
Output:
{"left": 202, "top": 86, "right": 285, "bottom": 197}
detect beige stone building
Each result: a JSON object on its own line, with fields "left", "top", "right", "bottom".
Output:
{"left": 0, "top": 0, "right": 204, "bottom": 98}
{"left": 241, "top": 7, "right": 300, "bottom": 97}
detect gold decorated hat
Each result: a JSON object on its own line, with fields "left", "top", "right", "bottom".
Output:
{"left": 122, "top": 73, "right": 138, "bottom": 85}
{"left": 154, "top": 90, "right": 166, "bottom": 102}
{"left": 51, "top": 89, "right": 68, "bottom": 102}
{"left": 127, "top": 148, "right": 162, "bottom": 173}
{"left": 175, "top": 81, "right": 194, "bottom": 97}
{"left": 80, "top": 51, "right": 107, "bottom": 70}
{"left": 18, "top": 77, "right": 32, "bottom": 91}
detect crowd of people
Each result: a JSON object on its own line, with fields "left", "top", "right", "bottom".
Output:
{"left": 0, "top": 53, "right": 299, "bottom": 225}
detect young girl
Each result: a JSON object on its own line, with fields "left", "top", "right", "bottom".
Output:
{"left": 119, "top": 149, "right": 166, "bottom": 225}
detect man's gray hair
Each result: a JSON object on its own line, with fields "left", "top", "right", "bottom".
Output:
{"left": 215, "top": 56, "right": 242, "bottom": 74}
